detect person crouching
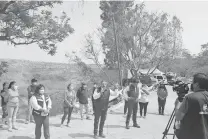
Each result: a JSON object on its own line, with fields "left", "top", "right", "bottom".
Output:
{"left": 30, "top": 84, "right": 52, "bottom": 139}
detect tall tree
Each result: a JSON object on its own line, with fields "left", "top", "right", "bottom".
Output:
{"left": 0, "top": 1, "right": 74, "bottom": 55}
{"left": 100, "top": 2, "right": 183, "bottom": 77}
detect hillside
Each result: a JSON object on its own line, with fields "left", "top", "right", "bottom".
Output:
{"left": 0, "top": 58, "right": 119, "bottom": 117}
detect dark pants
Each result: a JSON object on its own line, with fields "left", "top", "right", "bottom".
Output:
{"left": 139, "top": 102, "right": 148, "bottom": 116}
{"left": 124, "top": 100, "right": 128, "bottom": 114}
{"left": 94, "top": 108, "right": 107, "bottom": 135}
{"left": 2, "top": 105, "right": 8, "bottom": 118}
{"left": 61, "top": 106, "right": 73, "bottom": 124}
{"left": 92, "top": 98, "right": 95, "bottom": 114}
{"left": 126, "top": 100, "right": 138, "bottom": 126}
{"left": 33, "top": 115, "right": 50, "bottom": 139}
{"left": 158, "top": 97, "right": 166, "bottom": 114}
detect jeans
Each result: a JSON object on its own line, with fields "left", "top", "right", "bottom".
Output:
{"left": 61, "top": 106, "right": 73, "bottom": 124}
{"left": 94, "top": 108, "right": 107, "bottom": 135}
{"left": 92, "top": 98, "right": 95, "bottom": 114}
{"left": 7, "top": 105, "right": 19, "bottom": 129}
{"left": 139, "top": 102, "right": 149, "bottom": 116}
{"left": 126, "top": 100, "right": 138, "bottom": 126}
{"left": 158, "top": 97, "right": 166, "bottom": 114}
{"left": 26, "top": 101, "right": 34, "bottom": 122}
{"left": 33, "top": 115, "right": 50, "bottom": 139}
{"left": 79, "top": 103, "right": 89, "bottom": 119}
{"left": 124, "top": 100, "right": 128, "bottom": 115}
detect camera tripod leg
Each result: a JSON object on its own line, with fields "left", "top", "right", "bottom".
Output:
{"left": 162, "top": 109, "right": 176, "bottom": 139}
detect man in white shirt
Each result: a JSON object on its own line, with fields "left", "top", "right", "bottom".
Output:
{"left": 123, "top": 78, "right": 141, "bottom": 129}
{"left": 93, "top": 81, "right": 121, "bottom": 139}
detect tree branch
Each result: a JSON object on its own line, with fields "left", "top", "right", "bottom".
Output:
{"left": 0, "top": 1, "right": 15, "bottom": 14}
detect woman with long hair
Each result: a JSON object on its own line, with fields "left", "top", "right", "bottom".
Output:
{"left": 6, "top": 81, "right": 19, "bottom": 132}
{"left": 61, "top": 83, "right": 76, "bottom": 127}
{"left": 30, "top": 84, "right": 52, "bottom": 139}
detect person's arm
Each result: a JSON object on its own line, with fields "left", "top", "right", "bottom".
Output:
{"left": 109, "top": 89, "right": 121, "bottom": 96}
{"left": 175, "top": 96, "right": 189, "bottom": 121}
{"left": 137, "top": 84, "right": 141, "bottom": 99}
{"left": 64, "top": 91, "right": 71, "bottom": 105}
{"left": 93, "top": 89, "right": 101, "bottom": 100}
{"left": 76, "top": 89, "right": 80, "bottom": 99}
{"left": 47, "top": 97, "right": 52, "bottom": 110}
{"left": 141, "top": 88, "right": 150, "bottom": 95}
{"left": 30, "top": 96, "right": 44, "bottom": 111}
{"left": 123, "top": 86, "right": 129, "bottom": 101}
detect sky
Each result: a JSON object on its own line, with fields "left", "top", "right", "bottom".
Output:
{"left": 0, "top": 1, "right": 208, "bottom": 64}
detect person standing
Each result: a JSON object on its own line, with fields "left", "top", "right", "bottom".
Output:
{"left": 157, "top": 83, "right": 168, "bottom": 115}
{"left": 93, "top": 81, "right": 121, "bottom": 139}
{"left": 123, "top": 79, "right": 141, "bottom": 129}
{"left": 6, "top": 81, "right": 19, "bottom": 132}
{"left": 61, "top": 83, "right": 76, "bottom": 127}
{"left": 175, "top": 73, "right": 208, "bottom": 139}
{"left": 122, "top": 79, "right": 129, "bottom": 117}
{"left": 25, "top": 78, "right": 38, "bottom": 124}
{"left": 76, "top": 83, "right": 90, "bottom": 120}
{"left": 139, "top": 84, "right": 150, "bottom": 119}
{"left": 30, "top": 84, "right": 52, "bottom": 139}
{"left": 1, "top": 82, "right": 9, "bottom": 125}
{"left": 91, "top": 83, "right": 97, "bottom": 115}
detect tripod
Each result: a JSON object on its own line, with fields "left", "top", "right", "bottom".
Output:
{"left": 162, "top": 109, "right": 176, "bottom": 139}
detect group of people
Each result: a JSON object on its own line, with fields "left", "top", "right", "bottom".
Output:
{"left": 0, "top": 77, "right": 169, "bottom": 139}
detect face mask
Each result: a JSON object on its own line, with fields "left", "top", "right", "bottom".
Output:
{"left": 39, "top": 90, "right": 44, "bottom": 94}
{"left": 14, "top": 86, "right": 18, "bottom": 90}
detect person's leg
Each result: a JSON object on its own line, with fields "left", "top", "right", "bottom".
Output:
{"left": 158, "top": 97, "right": 161, "bottom": 114}
{"left": 124, "top": 101, "right": 128, "bottom": 115}
{"left": 43, "top": 116, "right": 50, "bottom": 139}
{"left": 99, "top": 109, "right": 107, "bottom": 137}
{"left": 33, "top": 115, "right": 43, "bottom": 139}
{"left": 132, "top": 102, "right": 140, "bottom": 127}
{"left": 2, "top": 105, "right": 7, "bottom": 124}
{"left": 67, "top": 107, "right": 73, "bottom": 125}
{"left": 144, "top": 102, "right": 149, "bottom": 117}
{"left": 12, "top": 106, "right": 19, "bottom": 129}
{"left": 61, "top": 107, "right": 69, "bottom": 125}
{"left": 162, "top": 99, "right": 166, "bottom": 115}
{"left": 26, "top": 100, "right": 31, "bottom": 123}
{"left": 84, "top": 104, "right": 90, "bottom": 119}
{"left": 94, "top": 107, "right": 101, "bottom": 137}
{"left": 126, "top": 101, "right": 133, "bottom": 129}
{"left": 139, "top": 102, "right": 143, "bottom": 117}
{"left": 79, "top": 104, "right": 84, "bottom": 120}
{"left": 7, "top": 106, "right": 14, "bottom": 131}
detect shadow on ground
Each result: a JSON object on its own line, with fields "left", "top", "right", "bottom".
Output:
{"left": 68, "top": 133, "right": 94, "bottom": 138}
{"left": 104, "top": 124, "right": 125, "bottom": 129}
{"left": 7, "top": 136, "right": 33, "bottom": 139}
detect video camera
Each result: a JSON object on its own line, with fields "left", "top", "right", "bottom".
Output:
{"left": 173, "top": 80, "right": 189, "bottom": 102}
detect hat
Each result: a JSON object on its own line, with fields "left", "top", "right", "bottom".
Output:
{"left": 31, "top": 78, "right": 37, "bottom": 83}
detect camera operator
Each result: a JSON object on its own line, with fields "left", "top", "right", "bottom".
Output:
{"left": 175, "top": 73, "right": 208, "bottom": 139}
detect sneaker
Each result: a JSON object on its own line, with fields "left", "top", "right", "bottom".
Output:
{"left": 99, "top": 133, "right": 106, "bottom": 138}
{"left": 8, "top": 128, "right": 12, "bottom": 132}
{"left": 66, "top": 124, "right": 70, "bottom": 127}
{"left": 12, "top": 127, "right": 18, "bottom": 130}
{"left": 94, "top": 135, "right": 99, "bottom": 139}
{"left": 133, "top": 124, "right": 140, "bottom": 128}
{"left": 143, "top": 116, "right": 146, "bottom": 119}
{"left": 25, "top": 121, "right": 29, "bottom": 124}
{"left": 126, "top": 125, "right": 130, "bottom": 129}
{"left": 86, "top": 116, "right": 91, "bottom": 120}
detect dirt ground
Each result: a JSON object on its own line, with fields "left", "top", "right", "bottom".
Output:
{"left": 0, "top": 85, "right": 177, "bottom": 139}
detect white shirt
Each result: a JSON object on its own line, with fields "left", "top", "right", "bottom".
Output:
{"left": 123, "top": 84, "right": 141, "bottom": 101}
{"left": 30, "top": 95, "right": 52, "bottom": 111}
{"left": 93, "top": 88, "right": 122, "bottom": 100}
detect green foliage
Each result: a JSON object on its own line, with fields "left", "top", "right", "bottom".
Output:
{"left": 100, "top": 2, "right": 183, "bottom": 74}
{"left": 0, "top": 61, "right": 9, "bottom": 78}
{"left": 0, "top": 1, "right": 74, "bottom": 55}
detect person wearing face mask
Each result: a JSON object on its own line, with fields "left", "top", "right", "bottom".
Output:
{"left": 1, "top": 82, "right": 9, "bottom": 125}
{"left": 175, "top": 73, "right": 208, "bottom": 139}
{"left": 76, "top": 83, "right": 90, "bottom": 120}
{"left": 60, "top": 83, "right": 76, "bottom": 127}
{"left": 91, "top": 83, "right": 97, "bottom": 115}
{"left": 6, "top": 81, "right": 19, "bottom": 132}
{"left": 30, "top": 84, "right": 52, "bottom": 139}
{"left": 25, "top": 78, "right": 38, "bottom": 124}
{"left": 93, "top": 81, "right": 122, "bottom": 139}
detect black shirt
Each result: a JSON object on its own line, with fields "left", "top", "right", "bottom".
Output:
{"left": 178, "top": 91, "right": 208, "bottom": 139}
{"left": 1, "top": 90, "right": 7, "bottom": 106}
